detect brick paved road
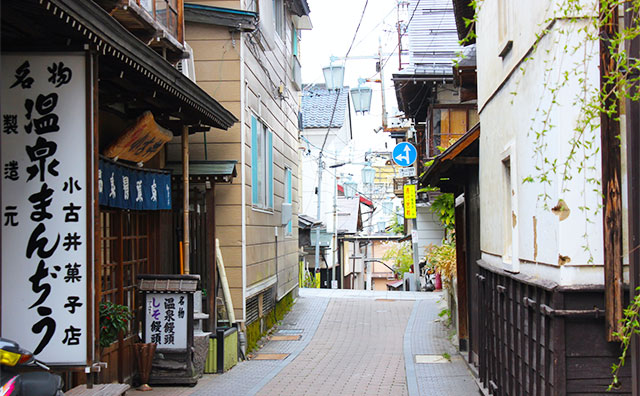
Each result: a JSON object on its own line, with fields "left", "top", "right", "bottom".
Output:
{"left": 257, "top": 297, "right": 413, "bottom": 396}
{"left": 143, "top": 289, "right": 480, "bottom": 396}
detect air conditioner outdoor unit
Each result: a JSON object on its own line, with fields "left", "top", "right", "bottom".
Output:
{"left": 176, "top": 42, "right": 196, "bottom": 82}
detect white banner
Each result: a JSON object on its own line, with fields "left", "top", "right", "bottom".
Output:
{"left": 1, "top": 54, "right": 88, "bottom": 364}
{"left": 145, "top": 293, "right": 188, "bottom": 350}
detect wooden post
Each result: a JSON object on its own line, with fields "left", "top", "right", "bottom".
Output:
{"left": 207, "top": 183, "right": 217, "bottom": 332}
{"left": 599, "top": 2, "right": 624, "bottom": 341}
{"left": 454, "top": 198, "right": 468, "bottom": 347}
{"left": 625, "top": 6, "right": 640, "bottom": 394}
{"left": 182, "top": 126, "right": 190, "bottom": 274}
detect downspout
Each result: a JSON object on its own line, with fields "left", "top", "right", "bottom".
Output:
{"left": 241, "top": 36, "right": 247, "bottom": 322}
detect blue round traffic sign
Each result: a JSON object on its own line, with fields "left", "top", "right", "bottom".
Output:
{"left": 392, "top": 142, "right": 417, "bottom": 167}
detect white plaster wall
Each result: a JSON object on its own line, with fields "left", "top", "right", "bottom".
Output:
{"left": 477, "top": 1, "right": 604, "bottom": 285}
{"left": 416, "top": 205, "right": 446, "bottom": 258}
{"left": 300, "top": 123, "right": 351, "bottom": 267}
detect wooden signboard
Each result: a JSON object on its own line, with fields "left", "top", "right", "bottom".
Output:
{"left": 103, "top": 111, "right": 172, "bottom": 163}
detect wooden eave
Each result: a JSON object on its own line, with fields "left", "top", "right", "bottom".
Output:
{"left": 452, "top": 0, "right": 475, "bottom": 45}
{"left": 420, "top": 123, "right": 480, "bottom": 188}
{"left": 392, "top": 73, "right": 454, "bottom": 120}
{"left": 288, "top": 0, "right": 311, "bottom": 17}
{"left": 184, "top": 3, "right": 258, "bottom": 32}
{"left": 165, "top": 160, "right": 238, "bottom": 183}
{"left": 2, "top": 0, "right": 237, "bottom": 130}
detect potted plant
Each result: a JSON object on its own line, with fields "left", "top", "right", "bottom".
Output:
{"left": 99, "top": 301, "right": 132, "bottom": 349}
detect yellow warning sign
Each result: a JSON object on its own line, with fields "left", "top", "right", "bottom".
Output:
{"left": 404, "top": 184, "right": 416, "bottom": 219}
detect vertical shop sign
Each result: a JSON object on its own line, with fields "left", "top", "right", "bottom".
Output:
{"left": 145, "top": 293, "right": 187, "bottom": 350}
{"left": 1, "top": 54, "right": 88, "bottom": 364}
{"left": 404, "top": 184, "right": 417, "bottom": 219}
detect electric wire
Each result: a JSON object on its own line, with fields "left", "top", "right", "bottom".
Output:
{"left": 319, "top": 0, "right": 370, "bottom": 155}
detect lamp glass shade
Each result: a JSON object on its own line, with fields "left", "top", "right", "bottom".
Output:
{"left": 362, "top": 165, "right": 376, "bottom": 186}
{"left": 343, "top": 181, "right": 358, "bottom": 198}
{"left": 322, "top": 65, "right": 345, "bottom": 90}
{"left": 350, "top": 86, "right": 372, "bottom": 113}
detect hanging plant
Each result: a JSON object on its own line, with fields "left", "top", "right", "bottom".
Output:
{"left": 430, "top": 193, "right": 455, "bottom": 237}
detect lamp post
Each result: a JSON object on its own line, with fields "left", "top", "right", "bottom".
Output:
{"left": 361, "top": 163, "right": 376, "bottom": 238}
{"left": 322, "top": 64, "right": 345, "bottom": 90}
{"left": 350, "top": 82, "right": 373, "bottom": 114}
{"left": 343, "top": 178, "right": 358, "bottom": 198}
{"left": 314, "top": 61, "right": 345, "bottom": 287}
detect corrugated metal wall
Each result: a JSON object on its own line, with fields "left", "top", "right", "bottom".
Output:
{"left": 407, "top": 0, "right": 461, "bottom": 74}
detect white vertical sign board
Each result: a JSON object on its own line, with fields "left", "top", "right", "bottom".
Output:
{"left": 1, "top": 54, "right": 88, "bottom": 364}
{"left": 145, "top": 293, "right": 188, "bottom": 350}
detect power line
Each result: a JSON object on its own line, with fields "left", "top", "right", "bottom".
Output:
{"left": 377, "top": 0, "right": 423, "bottom": 77}
{"left": 319, "top": 0, "right": 370, "bottom": 155}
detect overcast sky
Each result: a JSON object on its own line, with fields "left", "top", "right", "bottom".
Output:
{"left": 300, "top": 0, "right": 404, "bottom": 176}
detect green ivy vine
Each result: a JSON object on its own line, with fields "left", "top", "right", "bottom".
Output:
{"left": 460, "top": 0, "right": 640, "bottom": 388}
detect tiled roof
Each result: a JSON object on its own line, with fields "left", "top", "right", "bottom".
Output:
{"left": 301, "top": 85, "right": 349, "bottom": 129}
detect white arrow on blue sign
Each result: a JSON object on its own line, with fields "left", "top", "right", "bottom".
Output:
{"left": 392, "top": 142, "right": 417, "bottom": 167}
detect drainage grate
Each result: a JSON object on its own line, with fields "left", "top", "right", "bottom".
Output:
{"left": 414, "top": 354, "right": 451, "bottom": 364}
{"left": 276, "top": 329, "right": 303, "bottom": 335}
{"left": 253, "top": 353, "right": 290, "bottom": 360}
{"left": 271, "top": 335, "right": 301, "bottom": 341}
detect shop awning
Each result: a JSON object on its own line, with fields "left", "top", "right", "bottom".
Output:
{"left": 165, "top": 160, "right": 238, "bottom": 183}
{"left": 1, "top": 0, "right": 238, "bottom": 130}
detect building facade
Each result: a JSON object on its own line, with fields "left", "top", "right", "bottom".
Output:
{"left": 172, "top": 0, "right": 311, "bottom": 339}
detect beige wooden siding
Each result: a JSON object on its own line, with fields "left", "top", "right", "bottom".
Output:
{"left": 242, "top": 5, "right": 300, "bottom": 301}
{"left": 177, "top": 5, "right": 301, "bottom": 318}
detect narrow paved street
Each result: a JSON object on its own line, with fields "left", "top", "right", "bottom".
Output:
{"left": 147, "top": 289, "right": 480, "bottom": 396}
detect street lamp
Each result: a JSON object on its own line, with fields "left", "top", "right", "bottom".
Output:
{"left": 362, "top": 164, "right": 376, "bottom": 186}
{"left": 322, "top": 64, "right": 345, "bottom": 90}
{"left": 350, "top": 85, "right": 372, "bottom": 114}
{"left": 361, "top": 164, "right": 376, "bottom": 236}
{"left": 343, "top": 178, "right": 358, "bottom": 198}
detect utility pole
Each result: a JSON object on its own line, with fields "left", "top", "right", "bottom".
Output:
{"left": 332, "top": 166, "right": 338, "bottom": 288}
{"left": 314, "top": 153, "right": 323, "bottom": 286}
{"left": 378, "top": 37, "right": 388, "bottom": 131}
{"left": 397, "top": 1, "right": 403, "bottom": 70}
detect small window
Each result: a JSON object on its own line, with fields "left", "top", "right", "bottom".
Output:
{"left": 246, "top": 0, "right": 258, "bottom": 12}
{"left": 292, "top": 26, "right": 299, "bottom": 58}
{"left": 285, "top": 167, "right": 292, "bottom": 235}
{"left": 251, "top": 115, "right": 274, "bottom": 210}
{"left": 497, "top": 0, "right": 513, "bottom": 58}
{"left": 273, "top": 0, "right": 284, "bottom": 38}
{"left": 155, "top": 0, "right": 179, "bottom": 39}
{"left": 429, "top": 108, "right": 470, "bottom": 157}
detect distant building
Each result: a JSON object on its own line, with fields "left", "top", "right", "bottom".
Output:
{"left": 170, "top": 0, "right": 312, "bottom": 346}
{"left": 300, "top": 85, "right": 352, "bottom": 272}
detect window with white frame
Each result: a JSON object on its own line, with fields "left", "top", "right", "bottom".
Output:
{"left": 251, "top": 115, "right": 273, "bottom": 209}
{"left": 285, "top": 167, "right": 292, "bottom": 235}
{"left": 246, "top": 0, "right": 257, "bottom": 12}
{"left": 273, "top": 0, "right": 284, "bottom": 38}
